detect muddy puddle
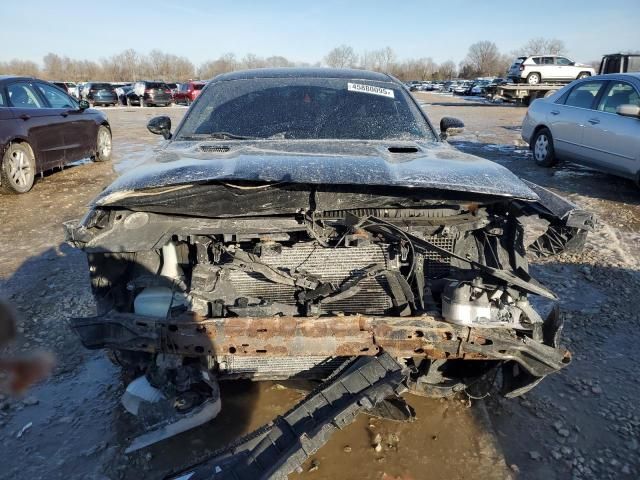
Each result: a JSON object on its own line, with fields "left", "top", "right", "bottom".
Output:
{"left": 0, "top": 351, "right": 510, "bottom": 480}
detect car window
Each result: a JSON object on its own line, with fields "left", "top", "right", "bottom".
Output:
{"left": 177, "top": 77, "right": 436, "bottom": 141}
{"left": 563, "top": 81, "right": 604, "bottom": 109}
{"left": 556, "top": 57, "right": 572, "bottom": 66}
{"left": 36, "top": 83, "right": 76, "bottom": 109}
{"left": 0, "top": 90, "right": 5, "bottom": 107}
{"left": 91, "top": 83, "right": 113, "bottom": 90}
{"left": 7, "top": 83, "right": 43, "bottom": 108}
{"left": 628, "top": 57, "right": 640, "bottom": 72}
{"left": 541, "top": 57, "right": 554, "bottom": 65}
{"left": 597, "top": 82, "right": 640, "bottom": 113}
{"left": 193, "top": 83, "right": 204, "bottom": 90}
{"left": 531, "top": 57, "right": 541, "bottom": 65}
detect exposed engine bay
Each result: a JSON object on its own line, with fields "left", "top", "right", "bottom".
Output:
{"left": 66, "top": 180, "right": 594, "bottom": 453}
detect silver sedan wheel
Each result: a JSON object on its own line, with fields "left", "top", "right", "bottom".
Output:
{"left": 534, "top": 134, "right": 549, "bottom": 162}
{"left": 7, "top": 147, "right": 33, "bottom": 188}
{"left": 98, "top": 128, "right": 112, "bottom": 159}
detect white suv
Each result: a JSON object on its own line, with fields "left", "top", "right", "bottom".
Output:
{"left": 508, "top": 55, "right": 595, "bottom": 85}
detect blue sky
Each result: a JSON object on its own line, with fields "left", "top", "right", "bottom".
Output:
{"left": 2, "top": 0, "right": 638, "bottom": 65}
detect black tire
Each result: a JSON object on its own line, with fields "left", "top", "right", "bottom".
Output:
{"left": 526, "top": 72, "right": 541, "bottom": 85}
{"left": 531, "top": 128, "right": 557, "bottom": 167}
{"left": 92, "top": 126, "right": 112, "bottom": 162}
{"left": 0, "top": 142, "right": 36, "bottom": 194}
{"left": 577, "top": 72, "right": 591, "bottom": 80}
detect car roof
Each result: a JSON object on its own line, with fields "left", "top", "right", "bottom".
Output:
{"left": 0, "top": 75, "right": 38, "bottom": 83}
{"left": 214, "top": 67, "right": 394, "bottom": 83}
{"left": 587, "top": 72, "right": 640, "bottom": 82}
{"left": 526, "top": 54, "right": 565, "bottom": 57}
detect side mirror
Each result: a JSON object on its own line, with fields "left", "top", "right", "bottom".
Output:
{"left": 616, "top": 104, "right": 640, "bottom": 119}
{"left": 78, "top": 99, "right": 90, "bottom": 110}
{"left": 440, "top": 116, "right": 465, "bottom": 140}
{"left": 147, "top": 116, "right": 172, "bottom": 140}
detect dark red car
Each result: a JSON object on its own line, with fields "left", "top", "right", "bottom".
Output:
{"left": 173, "top": 81, "right": 205, "bottom": 105}
{"left": 0, "top": 76, "right": 112, "bottom": 194}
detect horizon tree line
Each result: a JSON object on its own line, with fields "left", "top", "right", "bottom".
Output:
{"left": 0, "top": 38, "right": 584, "bottom": 83}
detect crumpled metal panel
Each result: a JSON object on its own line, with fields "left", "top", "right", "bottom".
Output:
{"left": 94, "top": 140, "right": 539, "bottom": 206}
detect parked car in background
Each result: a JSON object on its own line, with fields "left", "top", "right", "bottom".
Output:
{"left": 522, "top": 73, "right": 640, "bottom": 185}
{"left": 0, "top": 76, "right": 112, "bottom": 193}
{"left": 470, "top": 79, "right": 491, "bottom": 96}
{"left": 599, "top": 53, "right": 640, "bottom": 74}
{"left": 132, "top": 81, "right": 173, "bottom": 107}
{"left": 442, "top": 81, "right": 456, "bottom": 92}
{"left": 453, "top": 81, "right": 472, "bottom": 95}
{"left": 51, "top": 81, "right": 78, "bottom": 98}
{"left": 166, "top": 82, "right": 178, "bottom": 95}
{"left": 117, "top": 85, "right": 135, "bottom": 105}
{"left": 173, "top": 81, "right": 205, "bottom": 105}
{"left": 83, "top": 82, "right": 118, "bottom": 106}
{"left": 508, "top": 55, "right": 595, "bottom": 85}
{"left": 484, "top": 78, "right": 508, "bottom": 97}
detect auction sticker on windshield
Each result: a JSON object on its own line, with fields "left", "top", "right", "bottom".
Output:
{"left": 347, "top": 82, "right": 395, "bottom": 98}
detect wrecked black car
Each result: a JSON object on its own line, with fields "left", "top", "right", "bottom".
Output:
{"left": 65, "top": 68, "right": 594, "bottom": 465}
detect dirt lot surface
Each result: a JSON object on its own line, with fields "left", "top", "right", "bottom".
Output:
{"left": 1, "top": 95, "right": 639, "bottom": 480}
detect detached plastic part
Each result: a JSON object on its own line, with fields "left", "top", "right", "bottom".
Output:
{"left": 166, "top": 353, "right": 408, "bottom": 480}
{"left": 122, "top": 375, "right": 165, "bottom": 415}
{"left": 122, "top": 375, "right": 222, "bottom": 453}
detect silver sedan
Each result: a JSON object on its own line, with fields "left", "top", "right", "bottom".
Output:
{"left": 522, "top": 73, "right": 640, "bottom": 186}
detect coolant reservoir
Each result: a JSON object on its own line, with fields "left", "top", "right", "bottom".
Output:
{"left": 134, "top": 287, "right": 174, "bottom": 317}
{"left": 134, "top": 242, "right": 187, "bottom": 317}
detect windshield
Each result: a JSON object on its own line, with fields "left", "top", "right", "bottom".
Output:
{"left": 176, "top": 77, "right": 435, "bottom": 141}
{"left": 147, "top": 82, "right": 169, "bottom": 89}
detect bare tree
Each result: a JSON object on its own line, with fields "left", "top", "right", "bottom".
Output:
{"left": 518, "top": 37, "right": 566, "bottom": 55}
{"left": 463, "top": 41, "right": 503, "bottom": 76}
{"left": 264, "top": 56, "right": 293, "bottom": 68}
{"left": 437, "top": 60, "right": 457, "bottom": 80}
{"left": 198, "top": 53, "right": 238, "bottom": 79}
{"left": 415, "top": 57, "right": 435, "bottom": 80}
{"left": 380, "top": 46, "right": 396, "bottom": 72}
{"left": 0, "top": 59, "right": 40, "bottom": 77}
{"left": 42, "top": 53, "right": 64, "bottom": 79}
{"left": 324, "top": 45, "right": 358, "bottom": 68}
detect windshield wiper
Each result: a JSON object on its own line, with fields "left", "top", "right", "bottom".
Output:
{"left": 179, "top": 132, "right": 256, "bottom": 140}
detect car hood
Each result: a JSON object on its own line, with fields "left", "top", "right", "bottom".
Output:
{"left": 95, "top": 140, "right": 539, "bottom": 205}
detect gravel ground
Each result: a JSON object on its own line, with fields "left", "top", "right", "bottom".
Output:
{"left": 0, "top": 96, "right": 638, "bottom": 479}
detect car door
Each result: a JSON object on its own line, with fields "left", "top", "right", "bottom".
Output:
{"left": 554, "top": 57, "right": 574, "bottom": 81}
{"left": 581, "top": 80, "right": 640, "bottom": 176}
{"left": 6, "top": 81, "right": 67, "bottom": 171}
{"left": 539, "top": 57, "right": 556, "bottom": 80}
{"left": 548, "top": 80, "right": 606, "bottom": 161}
{"left": 35, "top": 81, "right": 96, "bottom": 162}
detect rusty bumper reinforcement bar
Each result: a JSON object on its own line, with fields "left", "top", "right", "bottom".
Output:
{"left": 71, "top": 311, "right": 571, "bottom": 379}
{"left": 165, "top": 353, "right": 408, "bottom": 480}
